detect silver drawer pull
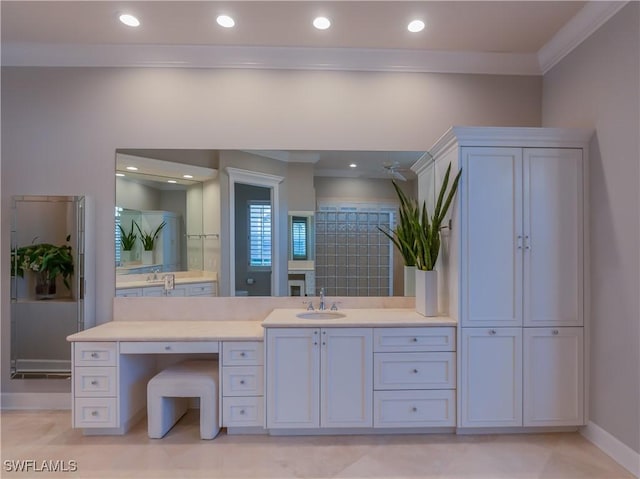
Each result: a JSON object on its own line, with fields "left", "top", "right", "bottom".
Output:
{"left": 411, "top": 338, "right": 418, "bottom": 342}
{"left": 90, "top": 352, "right": 99, "bottom": 358}
{"left": 412, "top": 369, "right": 419, "bottom": 374}
{"left": 164, "top": 346, "right": 172, "bottom": 351}
{"left": 90, "top": 380, "right": 98, "bottom": 386}
{"left": 239, "top": 380, "right": 245, "bottom": 385}
{"left": 91, "top": 410, "right": 99, "bottom": 417}
{"left": 552, "top": 329, "right": 559, "bottom": 335}
{"left": 412, "top": 407, "right": 418, "bottom": 412}
{"left": 239, "top": 409, "right": 245, "bottom": 415}
{"left": 489, "top": 329, "right": 497, "bottom": 335}
{"left": 240, "top": 352, "right": 246, "bottom": 357}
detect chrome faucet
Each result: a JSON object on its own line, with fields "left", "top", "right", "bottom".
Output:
{"left": 318, "top": 287, "right": 326, "bottom": 311}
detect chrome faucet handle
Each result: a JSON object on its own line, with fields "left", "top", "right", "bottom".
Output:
{"left": 304, "top": 301, "right": 315, "bottom": 311}
{"left": 330, "top": 302, "right": 341, "bottom": 311}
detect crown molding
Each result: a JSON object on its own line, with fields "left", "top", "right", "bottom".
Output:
{"left": 1, "top": 43, "right": 541, "bottom": 75}
{"left": 538, "top": 1, "right": 628, "bottom": 74}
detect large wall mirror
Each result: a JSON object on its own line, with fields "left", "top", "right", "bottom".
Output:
{"left": 115, "top": 149, "right": 425, "bottom": 298}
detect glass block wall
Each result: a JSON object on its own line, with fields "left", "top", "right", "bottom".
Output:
{"left": 315, "top": 207, "right": 395, "bottom": 296}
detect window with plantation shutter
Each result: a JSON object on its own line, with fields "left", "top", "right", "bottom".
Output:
{"left": 115, "top": 207, "right": 122, "bottom": 266}
{"left": 291, "top": 216, "right": 307, "bottom": 260}
{"left": 249, "top": 201, "right": 272, "bottom": 268}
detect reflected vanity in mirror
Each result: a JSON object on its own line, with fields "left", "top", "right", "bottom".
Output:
{"left": 114, "top": 149, "right": 425, "bottom": 298}
{"left": 10, "top": 195, "right": 93, "bottom": 378}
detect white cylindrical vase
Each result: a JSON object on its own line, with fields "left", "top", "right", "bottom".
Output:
{"left": 141, "top": 250, "right": 154, "bottom": 265}
{"left": 415, "top": 269, "right": 438, "bottom": 317}
{"left": 403, "top": 265, "right": 416, "bottom": 297}
{"left": 121, "top": 250, "right": 133, "bottom": 264}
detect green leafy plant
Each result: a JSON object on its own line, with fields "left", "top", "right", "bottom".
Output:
{"left": 134, "top": 221, "right": 166, "bottom": 251}
{"left": 378, "top": 182, "right": 419, "bottom": 267}
{"left": 380, "top": 163, "right": 462, "bottom": 271}
{"left": 11, "top": 235, "right": 74, "bottom": 290}
{"left": 118, "top": 220, "right": 137, "bottom": 251}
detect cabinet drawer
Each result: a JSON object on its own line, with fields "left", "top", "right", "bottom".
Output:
{"left": 374, "top": 328, "right": 455, "bottom": 352}
{"left": 374, "top": 390, "right": 455, "bottom": 427}
{"left": 187, "top": 283, "right": 215, "bottom": 296}
{"left": 115, "top": 288, "right": 142, "bottom": 297}
{"left": 74, "top": 367, "right": 117, "bottom": 397}
{"left": 374, "top": 352, "right": 456, "bottom": 390}
{"left": 74, "top": 342, "right": 117, "bottom": 367}
{"left": 222, "top": 341, "right": 264, "bottom": 366}
{"left": 223, "top": 366, "right": 264, "bottom": 396}
{"left": 74, "top": 397, "right": 117, "bottom": 428}
{"left": 223, "top": 396, "right": 264, "bottom": 427}
{"left": 119, "top": 341, "right": 219, "bottom": 354}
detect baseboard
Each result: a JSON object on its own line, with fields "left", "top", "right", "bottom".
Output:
{"left": 1, "top": 392, "right": 71, "bottom": 410}
{"left": 581, "top": 421, "right": 640, "bottom": 477}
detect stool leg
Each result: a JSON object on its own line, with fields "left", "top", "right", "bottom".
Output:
{"left": 148, "top": 395, "right": 188, "bottom": 439}
{"left": 199, "top": 392, "right": 220, "bottom": 440}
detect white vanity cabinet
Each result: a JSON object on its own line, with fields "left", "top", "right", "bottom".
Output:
{"left": 115, "top": 280, "right": 217, "bottom": 298}
{"left": 417, "top": 127, "right": 591, "bottom": 430}
{"left": 523, "top": 327, "right": 584, "bottom": 426}
{"left": 373, "top": 327, "right": 456, "bottom": 428}
{"left": 460, "top": 328, "right": 523, "bottom": 427}
{"left": 221, "top": 341, "right": 265, "bottom": 429}
{"left": 266, "top": 327, "right": 373, "bottom": 429}
{"left": 460, "top": 146, "right": 583, "bottom": 328}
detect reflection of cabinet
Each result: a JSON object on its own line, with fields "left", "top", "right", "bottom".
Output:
{"left": 115, "top": 281, "right": 217, "bottom": 298}
{"left": 266, "top": 328, "right": 372, "bottom": 429}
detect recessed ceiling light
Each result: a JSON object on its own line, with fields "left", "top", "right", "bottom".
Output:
{"left": 119, "top": 14, "right": 140, "bottom": 27}
{"left": 349, "top": 163, "right": 357, "bottom": 168}
{"left": 216, "top": 15, "right": 235, "bottom": 28}
{"left": 407, "top": 20, "right": 425, "bottom": 33}
{"left": 313, "top": 17, "right": 331, "bottom": 30}
{"left": 167, "top": 180, "right": 177, "bottom": 184}
{"left": 125, "top": 166, "right": 138, "bottom": 171}
{"left": 116, "top": 173, "right": 125, "bottom": 177}
{"left": 183, "top": 174, "right": 194, "bottom": 179}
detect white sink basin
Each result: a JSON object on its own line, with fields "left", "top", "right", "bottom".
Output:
{"left": 296, "top": 312, "right": 346, "bottom": 320}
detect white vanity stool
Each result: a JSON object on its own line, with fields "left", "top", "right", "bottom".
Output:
{"left": 147, "top": 360, "right": 220, "bottom": 440}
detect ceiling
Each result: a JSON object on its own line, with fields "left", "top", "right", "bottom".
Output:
{"left": 1, "top": 1, "right": 624, "bottom": 73}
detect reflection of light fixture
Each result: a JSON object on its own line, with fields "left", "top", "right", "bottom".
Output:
{"left": 407, "top": 20, "right": 425, "bottom": 33}
{"left": 116, "top": 173, "right": 125, "bottom": 177}
{"left": 119, "top": 14, "right": 140, "bottom": 27}
{"left": 126, "top": 166, "right": 138, "bottom": 171}
{"left": 183, "top": 174, "right": 193, "bottom": 179}
{"left": 313, "top": 17, "right": 331, "bottom": 30}
{"left": 349, "top": 163, "right": 357, "bottom": 168}
{"left": 216, "top": 15, "right": 235, "bottom": 28}
{"left": 167, "top": 180, "right": 177, "bottom": 184}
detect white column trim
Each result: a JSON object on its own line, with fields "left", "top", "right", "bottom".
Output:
{"left": 581, "top": 421, "right": 640, "bottom": 477}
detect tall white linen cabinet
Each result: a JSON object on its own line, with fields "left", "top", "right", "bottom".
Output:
{"left": 413, "top": 127, "right": 592, "bottom": 430}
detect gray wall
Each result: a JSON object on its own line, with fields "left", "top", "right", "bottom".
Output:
{"left": 542, "top": 3, "right": 640, "bottom": 453}
{"left": 1, "top": 67, "right": 541, "bottom": 394}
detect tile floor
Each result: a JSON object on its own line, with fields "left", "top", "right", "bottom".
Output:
{"left": 1, "top": 410, "right": 634, "bottom": 479}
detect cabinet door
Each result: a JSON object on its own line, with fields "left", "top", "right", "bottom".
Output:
{"left": 266, "top": 328, "right": 320, "bottom": 428}
{"left": 524, "top": 327, "right": 584, "bottom": 426}
{"left": 321, "top": 328, "right": 373, "bottom": 428}
{"left": 460, "top": 328, "right": 522, "bottom": 427}
{"left": 461, "top": 147, "right": 523, "bottom": 327}
{"left": 523, "top": 148, "right": 583, "bottom": 326}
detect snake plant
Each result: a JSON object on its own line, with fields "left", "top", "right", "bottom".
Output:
{"left": 134, "top": 221, "right": 166, "bottom": 251}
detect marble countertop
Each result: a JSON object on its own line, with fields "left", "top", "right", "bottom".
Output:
{"left": 116, "top": 277, "right": 218, "bottom": 289}
{"left": 262, "top": 308, "right": 457, "bottom": 328}
{"left": 67, "top": 320, "right": 263, "bottom": 342}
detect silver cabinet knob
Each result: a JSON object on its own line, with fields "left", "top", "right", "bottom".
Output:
{"left": 90, "top": 352, "right": 99, "bottom": 358}
{"left": 489, "top": 329, "right": 497, "bottom": 335}
{"left": 239, "top": 409, "right": 245, "bottom": 415}
{"left": 91, "top": 410, "right": 98, "bottom": 417}
{"left": 90, "top": 380, "right": 98, "bottom": 386}
{"left": 314, "top": 342, "right": 318, "bottom": 346}
{"left": 240, "top": 352, "right": 246, "bottom": 357}
{"left": 239, "top": 380, "right": 245, "bottom": 385}
{"left": 165, "top": 346, "right": 171, "bottom": 351}
{"left": 412, "top": 407, "right": 418, "bottom": 412}
{"left": 412, "top": 369, "right": 419, "bottom": 374}
{"left": 552, "top": 329, "right": 559, "bottom": 335}
{"left": 412, "top": 338, "right": 418, "bottom": 342}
